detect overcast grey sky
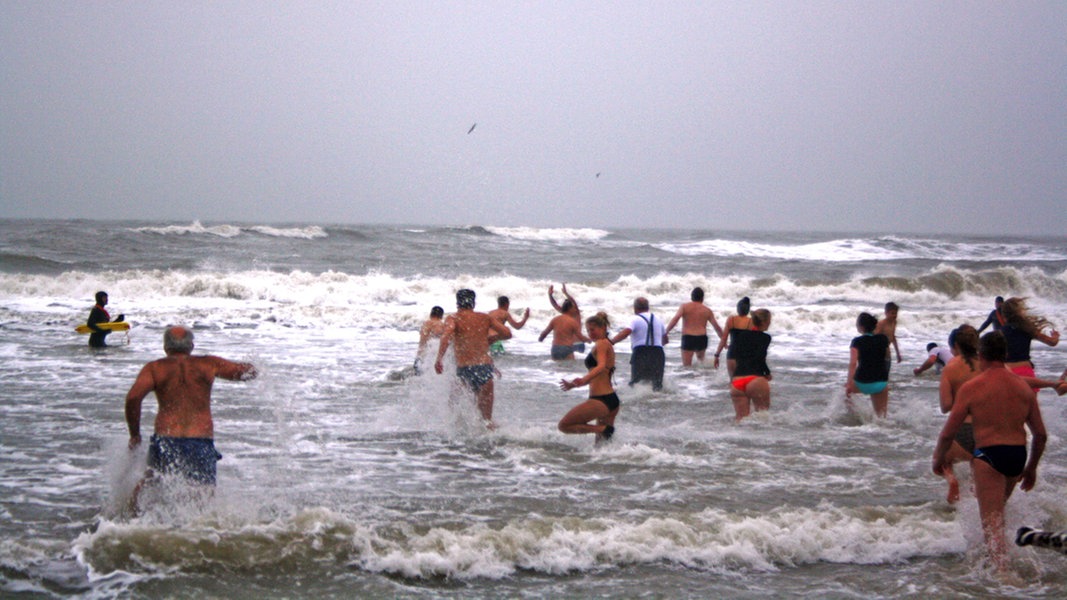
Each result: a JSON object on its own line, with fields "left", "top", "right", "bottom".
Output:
{"left": 1, "top": 2, "right": 1064, "bottom": 235}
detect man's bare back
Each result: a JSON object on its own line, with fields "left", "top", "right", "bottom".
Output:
{"left": 540, "top": 314, "right": 585, "bottom": 347}
{"left": 445, "top": 311, "right": 495, "bottom": 366}
{"left": 957, "top": 367, "right": 1040, "bottom": 448}
{"left": 669, "top": 301, "right": 722, "bottom": 336}
{"left": 125, "top": 327, "right": 256, "bottom": 444}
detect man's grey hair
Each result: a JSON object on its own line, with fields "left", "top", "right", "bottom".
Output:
{"left": 163, "top": 327, "right": 195, "bottom": 353}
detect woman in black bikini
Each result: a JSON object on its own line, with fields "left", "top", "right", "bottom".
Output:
{"left": 559, "top": 312, "right": 619, "bottom": 444}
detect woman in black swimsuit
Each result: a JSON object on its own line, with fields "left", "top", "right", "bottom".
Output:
{"left": 559, "top": 312, "right": 619, "bottom": 444}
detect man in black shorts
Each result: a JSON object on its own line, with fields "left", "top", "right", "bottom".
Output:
{"left": 665, "top": 287, "right": 723, "bottom": 366}
{"left": 933, "top": 332, "right": 1047, "bottom": 573}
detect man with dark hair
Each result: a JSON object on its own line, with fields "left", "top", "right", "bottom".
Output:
{"left": 665, "top": 287, "right": 723, "bottom": 366}
{"left": 435, "top": 289, "right": 511, "bottom": 426}
{"left": 933, "top": 331, "right": 1047, "bottom": 573}
{"left": 125, "top": 326, "right": 257, "bottom": 509}
{"left": 611, "top": 297, "right": 668, "bottom": 391}
{"left": 488, "top": 295, "right": 529, "bottom": 355}
{"left": 415, "top": 306, "right": 446, "bottom": 374}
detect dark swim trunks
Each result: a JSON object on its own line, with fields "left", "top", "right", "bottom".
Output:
{"left": 680, "top": 334, "right": 709, "bottom": 352}
{"left": 974, "top": 445, "right": 1027, "bottom": 478}
{"left": 148, "top": 434, "right": 222, "bottom": 485}
{"left": 590, "top": 392, "right": 621, "bottom": 411}
{"left": 551, "top": 345, "right": 574, "bottom": 360}
{"left": 456, "top": 364, "right": 494, "bottom": 392}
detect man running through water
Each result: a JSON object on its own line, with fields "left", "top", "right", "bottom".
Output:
{"left": 125, "top": 326, "right": 257, "bottom": 510}
{"left": 435, "top": 289, "right": 512, "bottom": 426}
{"left": 933, "top": 331, "right": 1047, "bottom": 574}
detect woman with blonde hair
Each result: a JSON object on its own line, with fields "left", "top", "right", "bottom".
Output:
{"left": 559, "top": 312, "right": 620, "bottom": 444}
{"left": 728, "top": 308, "right": 773, "bottom": 421}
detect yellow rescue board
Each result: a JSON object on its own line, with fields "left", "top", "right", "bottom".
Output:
{"left": 75, "top": 321, "right": 131, "bottom": 334}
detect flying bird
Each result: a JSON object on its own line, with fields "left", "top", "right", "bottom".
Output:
{"left": 468, "top": 123, "right": 476, "bottom": 134}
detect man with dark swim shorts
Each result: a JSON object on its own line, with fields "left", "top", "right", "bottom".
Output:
{"left": 665, "top": 287, "right": 723, "bottom": 366}
{"left": 125, "top": 327, "right": 256, "bottom": 509}
{"left": 435, "top": 289, "right": 512, "bottom": 426}
{"left": 933, "top": 331, "right": 1047, "bottom": 573}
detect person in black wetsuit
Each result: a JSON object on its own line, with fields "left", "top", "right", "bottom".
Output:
{"left": 559, "top": 312, "right": 620, "bottom": 444}
{"left": 86, "top": 291, "right": 124, "bottom": 348}
{"left": 976, "top": 296, "right": 1005, "bottom": 334}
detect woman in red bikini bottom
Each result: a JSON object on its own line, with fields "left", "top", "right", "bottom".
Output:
{"left": 729, "top": 309, "right": 773, "bottom": 422}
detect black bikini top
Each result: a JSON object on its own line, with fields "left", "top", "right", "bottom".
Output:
{"left": 585, "top": 350, "right": 617, "bottom": 376}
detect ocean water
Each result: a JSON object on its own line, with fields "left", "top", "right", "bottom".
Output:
{"left": 1, "top": 219, "right": 1066, "bottom": 598}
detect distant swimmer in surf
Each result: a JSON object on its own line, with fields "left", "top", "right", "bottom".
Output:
{"left": 728, "top": 309, "right": 773, "bottom": 422}
{"left": 414, "top": 306, "right": 446, "bottom": 374}
{"left": 539, "top": 298, "right": 589, "bottom": 360}
{"left": 874, "top": 302, "right": 902, "bottom": 366}
{"left": 665, "top": 287, "right": 724, "bottom": 366}
{"left": 86, "top": 291, "right": 125, "bottom": 348}
{"left": 559, "top": 312, "right": 620, "bottom": 444}
{"left": 914, "top": 342, "right": 955, "bottom": 376}
{"left": 548, "top": 284, "right": 584, "bottom": 350}
{"left": 976, "top": 296, "right": 1005, "bottom": 334}
{"left": 933, "top": 331, "right": 1047, "bottom": 575}
{"left": 124, "top": 326, "right": 257, "bottom": 511}
{"left": 846, "top": 312, "right": 891, "bottom": 417}
{"left": 488, "top": 296, "right": 529, "bottom": 355}
{"left": 435, "top": 289, "right": 511, "bottom": 426}
{"left": 713, "top": 297, "right": 753, "bottom": 377}
{"left": 999, "top": 297, "right": 1059, "bottom": 385}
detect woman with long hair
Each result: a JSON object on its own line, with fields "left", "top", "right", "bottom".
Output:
{"left": 1000, "top": 297, "right": 1059, "bottom": 381}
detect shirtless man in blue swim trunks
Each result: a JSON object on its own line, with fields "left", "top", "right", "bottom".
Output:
{"left": 435, "top": 289, "right": 512, "bottom": 426}
{"left": 124, "top": 327, "right": 256, "bottom": 508}
{"left": 933, "top": 331, "right": 1047, "bottom": 574}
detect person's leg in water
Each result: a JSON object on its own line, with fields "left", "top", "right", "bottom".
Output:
{"left": 475, "top": 379, "right": 495, "bottom": 428}
{"left": 870, "top": 388, "right": 889, "bottom": 417}
{"left": 939, "top": 442, "right": 973, "bottom": 504}
{"left": 730, "top": 383, "right": 751, "bottom": 422}
{"left": 748, "top": 377, "right": 771, "bottom": 413}
{"left": 558, "top": 400, "right": 611, "bottom": 435}
{"left": 972, "top": 458, "right": 1018, "bottom": 573}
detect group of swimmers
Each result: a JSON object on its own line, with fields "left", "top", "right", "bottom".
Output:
{"left": 417, "top": 289, "right": 1065, "bottom": 430}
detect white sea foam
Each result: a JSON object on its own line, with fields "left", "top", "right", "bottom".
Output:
{"left": 484, "top": 226, "right": 612, "bottom": 243}
{"left": 656, "top": 235, "right": 1067, "bottom": 263}
{"left": 72, "top": 503, "right": 973, "bottom": 580}
{"left": 131, "top": 221, "right": 328, "bottom": 239}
